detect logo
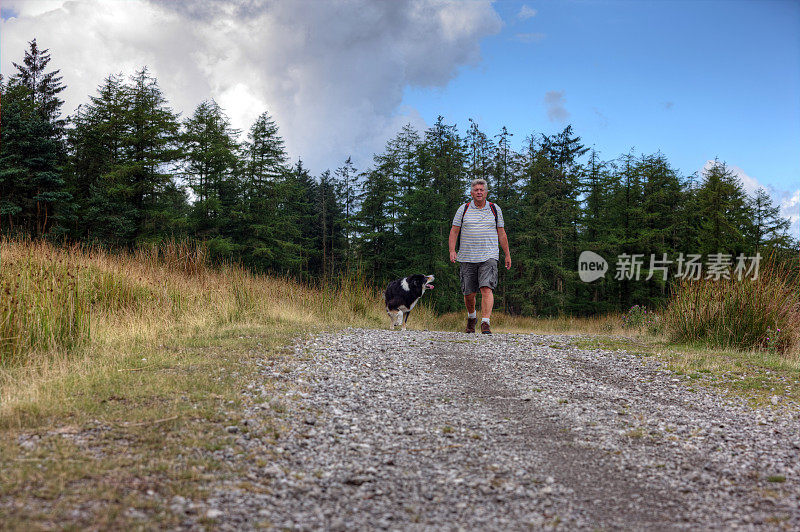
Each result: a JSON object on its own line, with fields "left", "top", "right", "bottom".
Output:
{"left": 578, "top": 251, "right": 608, "bottom": 282}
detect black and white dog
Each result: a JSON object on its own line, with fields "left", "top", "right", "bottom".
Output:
{"left": 384, "top": 274, "right": 435, "bottom": 330}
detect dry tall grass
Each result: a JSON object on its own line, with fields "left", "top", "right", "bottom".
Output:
{"left": 664, "top": 257, "right": 800, "bottom": 355}
{"left": 0, "top": 238, "right": 386, "bottom": 424}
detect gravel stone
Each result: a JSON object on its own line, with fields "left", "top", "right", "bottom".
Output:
{"left": 196, "top": 328, "right": 800, "bottom": 530}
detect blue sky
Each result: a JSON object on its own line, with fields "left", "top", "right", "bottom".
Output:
{"left": 2, "top": 0, "right": 797, "bottom": 234}
{"left": 404, "top": 1, "right": 799, "bottom": 198}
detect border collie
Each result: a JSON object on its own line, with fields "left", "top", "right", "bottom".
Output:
{"left": 384, "top": 274, "right": 435, "bottom": 330}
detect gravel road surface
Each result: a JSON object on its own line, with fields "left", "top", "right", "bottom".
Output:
{"left": 196, "top": 328, "right": 800, "bottom": 530}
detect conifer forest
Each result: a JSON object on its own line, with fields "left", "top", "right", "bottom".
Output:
{"left": 2, "top": 40, "right": 796, "bottom": 316}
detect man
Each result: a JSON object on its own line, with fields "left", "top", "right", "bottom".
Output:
{"left": 448, "top": 179, "right": 511, "bottom": 335}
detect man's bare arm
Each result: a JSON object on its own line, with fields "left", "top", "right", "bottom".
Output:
{"left": 498, "top": 227, "right": 511, "bottom": 269}
{"left": 449, "top": 225, "right": 460, "bottom": 262}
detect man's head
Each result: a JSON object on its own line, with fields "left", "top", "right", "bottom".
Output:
{"left": 471, "top": 179, "right": 488, "bottom": 204}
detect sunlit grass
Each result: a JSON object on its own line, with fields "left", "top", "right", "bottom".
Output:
{"left": 0, "top": 238, "right": 386, "bottom": 427}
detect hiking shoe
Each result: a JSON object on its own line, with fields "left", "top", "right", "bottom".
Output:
{"left": 480, "top": 321, "right": 492, "bottom": 335}
{"left": 465, "top": 317, "right": 477, "bottom": 333}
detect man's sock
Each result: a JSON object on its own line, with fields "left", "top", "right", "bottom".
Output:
{"left": 481, "top": 318, "right": 490, "bottom": 324}
{"left": 467, "top": 311, "right": 477, "bottom": 319}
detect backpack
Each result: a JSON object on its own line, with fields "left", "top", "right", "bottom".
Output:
{"left": 456, "top": 201, "right": 498, "bottom": 251}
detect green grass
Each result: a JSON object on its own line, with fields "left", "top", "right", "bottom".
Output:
{"left": 573, "top": 335, "right": 800, "bottom": 406}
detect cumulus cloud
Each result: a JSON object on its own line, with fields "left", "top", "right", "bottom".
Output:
{"left": 1, "top": 0, "right": 502, "bottom": 173}
{"left": 518, "top": 5, "right": 537, "bottom": 20}
{"left": 544, "top": 90, "right": 570, "bottom": 123}
{"left": 779, "top": 189, "right": 799, "bottom": 238}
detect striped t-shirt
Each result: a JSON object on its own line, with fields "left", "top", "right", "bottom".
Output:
{"left": 452, "top": 201, "right": 505, "bottom": 263}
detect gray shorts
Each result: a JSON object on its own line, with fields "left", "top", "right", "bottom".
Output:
{"left": 459, "top": 259, "right": 498, "bottom": 295}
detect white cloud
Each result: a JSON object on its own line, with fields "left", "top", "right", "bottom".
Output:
{"left": 1, "top": 0, "right": 502, "bottom": 173}
{"left": 544, "top": 90, "right": 570, "bottom": 123}
{"left": 780, "top": 189, "right": 799, "bottom": 238}
{"left": 700, "top": 160, "right": 762, "bottom": 197}
{"left": 518, "top": 5, "right": 538, "bottom": 20}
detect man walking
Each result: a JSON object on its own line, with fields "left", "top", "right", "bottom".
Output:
{"left": 449, "top": 179, "right": 511, "bottom": 335}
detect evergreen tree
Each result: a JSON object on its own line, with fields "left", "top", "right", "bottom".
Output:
{"left": 126, "top": 68, "right": 183, "bottom": 243}
{"left": 579, "top": 149, "right": 617, "bottom": 313}
{"left": 315, "top": 170, "right": 347, "bottom": 280}
{"left": 334, "top": 156, "right": 360, "bottom": 264}
{"left": 695, "top": 160, "right": 750, "bottom": 256}
{"left": 0, "top": 84, "right": 69, "bottom": 236}
{"left": 606, "top": 151, "right": 646, "bottom": 309}
{"left": 68, "top": 70, "right": 183, "bottom": 246}
{"left": 526, "top": 126, "right": 587, "bottom": 314}
{"left": 182, "top": 99, "right": 240, "bottom": 255}
{"left": 10, "top": 38, "right": 66, "bottom": 127}
{"left": 239, "top": 111, "right": 296, "bottom": 272}
{"left": 1, "top": 40, "right": 70, "bottom": 237}
{"left": 285, "top": 159, "right": 319, "bottom": 278}
{"left": 638, "top": 152, "right": 685, "bottom": 303}
{"left": 746, "top": 188, "right": 791, "bottom": 253}
{"left": 420, "top": 116, "right": 468, "bottom": 311}
{"left": 489, "top": 126, "right": 520, "bottom": 312}
{"left": 466, "top": 119, "right": 496, "bottom": 186}
{"left": 356, "top": 161, "right": 400, "bottom": 283}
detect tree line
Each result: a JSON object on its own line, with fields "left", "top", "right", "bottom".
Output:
{"left": 2, "top": 39, "right": 796, "bottom": 315}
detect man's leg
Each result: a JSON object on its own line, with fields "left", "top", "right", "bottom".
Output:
{"left": 479, "top": 287, "right": 494, "bottom": 319}
{"left": 461, "top": 262, "right": 478, "bottom": 333}
{"left": 477, "top": 259, "right": 498, "bottom": 334}
{"left": 464, "top": 293, "right": 476, "bottom": 314}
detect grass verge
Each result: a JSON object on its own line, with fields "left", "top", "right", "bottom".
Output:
{"left": 0, "top": 238, "right": 385, "bottom": 529}
{"left": 573, "top": 335, "right": 800, "bottom": 407}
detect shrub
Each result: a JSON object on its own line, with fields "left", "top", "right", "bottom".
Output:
{"left": 621, "top": 305, "right": 660, "bottom": 332}
{"left": 664, "top": 258, "right": 799, "bottom": 354}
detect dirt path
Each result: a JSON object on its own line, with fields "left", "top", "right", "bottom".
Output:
{"left": 195, "top": 328, "right": 800, "bottom": 530}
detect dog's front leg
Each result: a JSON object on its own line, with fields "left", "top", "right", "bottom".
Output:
{"left": 401, "top": 311, "right": 409, "bottom": 331}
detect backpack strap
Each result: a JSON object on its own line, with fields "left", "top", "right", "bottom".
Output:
{"left": 488, "top": 202, "right": 498, "bottom": 227}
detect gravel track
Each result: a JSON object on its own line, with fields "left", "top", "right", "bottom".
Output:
{"left": 198, "top": 328, "right": 800, "bottom": 530}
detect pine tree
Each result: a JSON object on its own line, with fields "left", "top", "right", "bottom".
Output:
{"left": 0, "top": 83, "right": 69, "bottom": 236}
{"left": 126, "top": 68, "right": 183, "bottom": 243}
{"left": 489, "top": 126, "right": 520, "bottom": 312}
{"left": 68, "top": 71, "right": 183, "bottom": 246}
{"left": 420, "top": 116, "right": 468, "bottom": 311}
{"left": 182, "top": 99, "right": 241, "bottom": 255}
{"left": 315, "top": 170, "right": 347, "bottom": 280}
{"left": 239, "top": 111, "right": 295, "bottom": 272}
{"left": 334, "top": 156, "right": 360, "bottom": 265}
{"left": 466, "top": 119, "right": 496, "bottom": 187}
{"left": 579, "top": 149, "right": 617, "bottom": 313}
{"left": 1, "top": 40, "right": 70, "bottom": 237}
{"left": 746, "top": 188, "right": 791, "bottom": 253}
{"left": 10, "top": 38, "right": 66, "bottom": 127}
{"left": 285, "top": 159, "right": 319, "bottom": 278}
{"left": 695, "top": 160, "right": 749, "bottom": 256}
{"left": 356, "top": 161, "right": 400, "bottom": 283}
{"left": 638, "top": 152, "right": 685, "bottom": 303}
